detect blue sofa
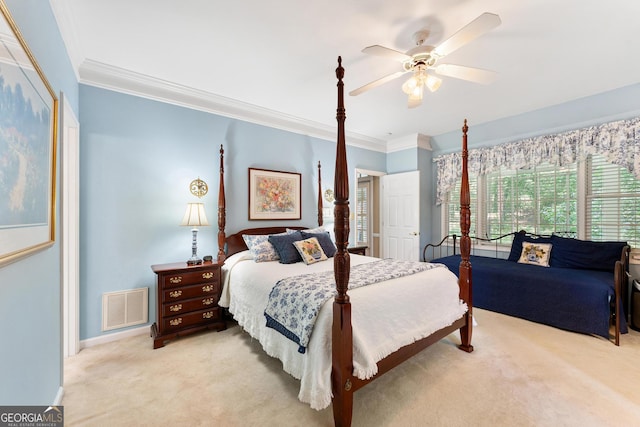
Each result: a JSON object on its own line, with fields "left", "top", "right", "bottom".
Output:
{"left": 429, "top": 231, "right": 630, "bottom": 345}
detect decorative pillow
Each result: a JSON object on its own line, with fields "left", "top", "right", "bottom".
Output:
{"left": 300, "top": 231, "right": 337, "bottom": 257}
{"left": 508, "top": 231, "right": 553, "bottom": 262}
{"left": 287, "top": 227, "right": 325, "bottom": 234}
{"left": 550, "top": 235, "right": 627, "bottom": 272}
{"left": 293, "top": 237, "right": 328, "bottom": 265}
{"left": 301, "top": 226, "right": 325, "bottom": 234}
{"left": 284, "top": 228, "right": 302, "bottom": 234}
{"left": 242, "top": 234, "right": 280, "bottom": 262}
{"left": 268, "top": 231, "right": 304, "bottom": 264}
{"left": 517, "top": 242, "right": 552, "bottom": 267}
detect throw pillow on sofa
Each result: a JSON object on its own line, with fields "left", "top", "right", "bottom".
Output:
{"left": 549, "top": 235, "right": 627, "bottom": 272}
{"left": 517, "top": 242, "right": 552, "bottom": 267}
{"left": 508, "top": 231, "right": 553, "bottom": 262}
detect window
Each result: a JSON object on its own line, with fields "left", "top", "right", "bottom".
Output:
{"left": 587, "top": 155, "right": 640, "bottom": 247}
{"left": 356, "top": 178, "right": 371, "bottom": 246}
{"left": 444, "top": 156, "right": 639, "bottom": 248}
{"left": 484, "top": 163, "right": 577, "bottom": 237}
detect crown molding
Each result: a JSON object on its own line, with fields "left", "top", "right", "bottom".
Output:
{"left": 49, "top": 0, "right": 83, "bottom": 81}
{"left": 386, "top": 133, "right": 432, "bottom": 153}
{"left": 78, "top": 59, "right": 388, "bottom": 153}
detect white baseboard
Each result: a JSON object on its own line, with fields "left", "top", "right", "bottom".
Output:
{"left": 80, "top": 325, "right": 149, "bottom": 349}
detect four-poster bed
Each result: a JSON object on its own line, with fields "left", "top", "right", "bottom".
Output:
{"left": 216, "top": 57, "right": 473, "bottom": 427}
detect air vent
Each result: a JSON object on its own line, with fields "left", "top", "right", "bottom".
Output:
{"left": 102, "top": 288, "right": 148, "bottom": 331}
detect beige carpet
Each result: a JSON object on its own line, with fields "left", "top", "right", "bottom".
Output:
{"left": 63, "top": 309, "right": 640, "bottom": 426}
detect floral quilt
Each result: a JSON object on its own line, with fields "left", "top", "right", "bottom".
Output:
{"left": 264, "top": 259, "right": 445, "bottom": 353}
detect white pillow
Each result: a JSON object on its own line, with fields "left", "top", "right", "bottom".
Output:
{"left": 287, "top": 226, "right": 325, "bottom": 234}
{"left": 517, "top": 242, "right": 552, "bottom": 267}
{"left": 293, "top": 237, "right": 328, "bottom": 265}
{"left": 242, "top": 234, "right": 280, "bottom": 262}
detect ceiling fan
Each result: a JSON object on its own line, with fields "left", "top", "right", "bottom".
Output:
{"left": 350, "top": 12, "right": 501, "bottom": 108}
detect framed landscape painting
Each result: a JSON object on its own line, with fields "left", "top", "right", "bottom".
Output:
{"left": 248, "top": 168, "right": 301, "bottom": 220}
{"left": 0, "top": 3, "right": 58, "bottom": 267}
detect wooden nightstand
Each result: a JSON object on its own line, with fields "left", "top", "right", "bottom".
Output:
{"left": 347, "top": 246, "right": 368, "bottom": 256}
{"left": 151, "top": 260, "right": 226, "bottom": 349}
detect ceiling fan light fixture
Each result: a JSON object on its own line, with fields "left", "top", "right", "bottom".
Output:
{"left": 408, "top": 84, "right": 423, "bottom": 100}
{"left": 401, "top": 76, "right": 419, "bottom": 95}
{"left": 425, "top": 74, "right": 442, "bottom": 92}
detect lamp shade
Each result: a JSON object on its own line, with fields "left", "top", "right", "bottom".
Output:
{"left": 180, "top": 202, "right": 210, "bottom": 227}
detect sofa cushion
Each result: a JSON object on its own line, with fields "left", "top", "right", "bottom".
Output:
{"left": 550, "top": 235, "right": 627, "bottom": 272}
{"left": 507, "top": 231, "right": 553, "bottom": 262}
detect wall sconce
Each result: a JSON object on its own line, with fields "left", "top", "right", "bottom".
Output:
{"left": 181, "top": 202, "right": 209, "bottom": 265}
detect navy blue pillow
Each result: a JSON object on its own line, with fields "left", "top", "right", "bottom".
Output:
{"left": 301, "top": 231, "right": 337, "bottom": 257}
{"left": 550, "top": 235, "right": 627, "bottom": 272}
{"left": 268, "top": 231, "right": 304, "bottom": 264}
{"left": 507, "top": 231, "right": 553, "bottom": 262}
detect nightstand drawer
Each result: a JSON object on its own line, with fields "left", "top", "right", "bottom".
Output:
{"left": 162, "top": 269, "right": 219, "bottom": 288}
{"left": 163, "top": 308, "right": 221, "bottom": 332}
{"left": 162, "top": 282, "right": 220, "bottom": 302}
{"left": 162, "top": 295, "right": 219, "bottom": 316}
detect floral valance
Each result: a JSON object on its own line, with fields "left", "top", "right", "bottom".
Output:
{"left": 434, "top": 116, "right": 640, "bottom": 205}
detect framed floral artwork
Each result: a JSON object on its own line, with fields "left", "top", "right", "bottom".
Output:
{"left": 248, "top": 168, "right": 301, "bottom": 220}
{"left": 0, "top": 3, "right": 58, "bottom": 267}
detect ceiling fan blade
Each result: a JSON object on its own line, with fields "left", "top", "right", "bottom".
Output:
{"left": 362, "top": 45, "right": 411, "bottom": 62}
{"left": 432, "top": 12, "right": 501, "bottom": 58}
{"left": 349, "top": 71, "right": 407, "bottom": 96}
{"left": 434, "top": 63, "right": 498, "bottom": 84}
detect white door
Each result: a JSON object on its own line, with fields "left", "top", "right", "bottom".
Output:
{"left": 382, "top": 171, "right": 420, "bottom": 260}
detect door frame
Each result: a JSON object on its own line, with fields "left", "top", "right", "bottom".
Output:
{"left": 355, "top": 168, "right": 385, "bottom": 257}
{"left": 60, "top": 92, "right": 80, "bottom": 357}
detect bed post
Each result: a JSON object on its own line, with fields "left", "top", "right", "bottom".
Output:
{"left": 458, "top": 120, "right": 474, "bottom": 353}
{"left": 217, "top": 144, "right": 226, "bottom": 262}
{"left": 332, "top": 56, "right": 354, "bottom": 427}
{"left": 318, "top": 161, "right": 324, "bottom": 227}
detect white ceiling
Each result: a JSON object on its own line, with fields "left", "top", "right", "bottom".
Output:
{"left": 55, "top": 0, "right": 640, "bottom": 150}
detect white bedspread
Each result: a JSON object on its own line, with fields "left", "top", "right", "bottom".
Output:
{"left": 220, "top": 251, "right": 467, "bottom": 410}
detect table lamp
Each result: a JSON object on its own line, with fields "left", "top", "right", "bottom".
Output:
{"left": 181, "top": 202, "right": 209, "bottom": 265}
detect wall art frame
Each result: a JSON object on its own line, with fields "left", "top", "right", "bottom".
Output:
{"left": 0, "top": 3, "right": 58, "bottom": 267}
{"left": 248, "top": 168, "right": 301, "bottom": 220}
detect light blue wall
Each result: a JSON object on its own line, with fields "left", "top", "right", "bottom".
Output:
{"left": 0, "top": 0, "right": 78, "bottom": 405}
{"left": 386, "top": 148, "right": 417, "bottom": 173}
{"left": 417, "top": 147, "right": 433, "bottom": 256}
{"left": 79, "top": 85, "right": 386, "bottom": 340}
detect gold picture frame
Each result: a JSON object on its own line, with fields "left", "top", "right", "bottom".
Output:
{"left": 248, "top": 168, "right": 301, "bottom": 220}
{"left": 0, "top": 3, "right": 58, "bottom": 267}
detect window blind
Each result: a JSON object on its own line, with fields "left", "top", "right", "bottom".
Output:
{"left": 586, "top": 155, "right": 640, "bottom": 247}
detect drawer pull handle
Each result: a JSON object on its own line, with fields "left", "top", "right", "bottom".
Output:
{"left": 202, "top": 285, "right": 214, "bottom": 292}
{"left": 169, "top": 290, "right": 183, "bottom": 298}
{"left": 169, "top": 304, "right": 182, "bottom": 312}
{"left": 203, "top": 311, "right": 215, "bottom": 319}
{"left": 170, "top": 318, "right": 182, "bottom": 326}
{"left": 202, "top": 298, "right": 214, "bottom": 305}
{"left": 169, "top": 276, "right": 182, "bottom": 284}
{"left": 202, "top": 272, "right": 214, "bottom": 279}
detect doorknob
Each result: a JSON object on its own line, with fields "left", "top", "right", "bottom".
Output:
{"left": 411, "top": 232, "right": 419, "bottom": 236}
